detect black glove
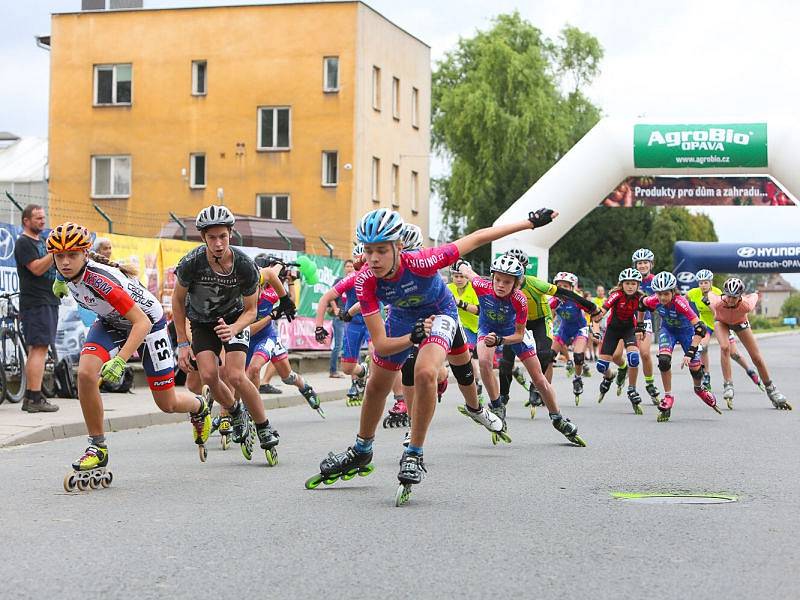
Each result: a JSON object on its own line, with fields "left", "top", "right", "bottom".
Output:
{"left": 409, "top": 318, "right": 429, "bottom": 345}
{"left": 701, "top": 296, "right": 710, "bottom": 306}
{"left": 528, "top": 208, "right": 555, "bottom": 228}
{"left": 457, "top": 299, "right": 468, "bottom": 311}
{"left": 685, "top": 345, "right": 698, "bottom": 360}
{"left": 273, "top": 295, "right": 297, "bottom": 322}
{"left": 315, "top": 326, "right": 329, "bottom": 343}
{"left": 452, "top": 258, "right": 469, "bottom": 273}
{"left": 485, "top": 334, "right": 504, "bottom": 348}
{"left": 339, "top": 310, "right": 353, "bottom": 323}
{"left": 634, "top": 323, "right": 646, "bottom": 336}
{"left": 592, "top": 330, "right": 601, "bottom": 341}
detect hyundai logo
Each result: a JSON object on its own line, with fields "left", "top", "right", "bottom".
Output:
{"left": 0, "top": 228, "right": 14, "bottom": 261}
{"left": 737, "top": 246, "right": 757, "bottom": 258}
{"left": 676, "top": 271, "right": 696, "bottom": 283}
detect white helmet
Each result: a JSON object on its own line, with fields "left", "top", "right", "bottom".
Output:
{"left": 723, "top": 277, "right": 745, "bottom": 297}
{"left": 400, "top": 223, "right": 423, "bottom": 252}
{"left": 504, "top": 248, "right": 529, "bottom": 268}
{"left": 619, "top": 268, "right": 643, "bottom": 283}
{"left": 631, "top": 248, "right": 655, "bottom": 264}
{"left": 490, "top": 255, "right": 524, "bottom": 278}
{"left": 651, "top": 271, "right": 678, "bottom": 292}
{"left": 695, "top": 269, "right": 714, "bottom": 282}
{"left": 196, "top": 205, "right": 235, "bottom": 231}
{"left": 553, "top": 271, "right": 579, "bottom": 287}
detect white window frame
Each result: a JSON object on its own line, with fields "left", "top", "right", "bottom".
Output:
{"left": 322, "top": 151, "right": 339, "bottom": 187}
{"left": 192, "top": 60, "right": 207, "bottom": 96}
{"left": 93, "top": 63, "right": 132, "bottom": 106}
{"left": 323, "top": 56, "right": 339, "bottom": 92}
{"left": 91, "top": 155, "right": 131, "bottom": 199}
{"left": 257, "top": 106, "right": 292, "bottom": 151}
{"left": 391, "top": 163, "right": 399, "bottom": 207}
{"left": 189, "top": 153, "right": 206, "bottom": 188}
{"left": 257, "top": 194, "right": 291, "bottom": 221}
{"left": 372, "top": 66, "right": 381, "bottom": 111}
{"left": 411, "top": 87, "right": 419, "bottom": 129}
{"left": 392, "top": 77, "right": 400, "bottom": 120}
{"left": 411, "top": 170, "right": 419, "bottom": 213}
{"left": 371, "top": 157, "right": 380, "bottom": 203}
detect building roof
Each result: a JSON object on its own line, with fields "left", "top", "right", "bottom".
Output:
{"left": 0, "top": 137, "right": 48, "bottom": 183}
{"left": 52, "top": 1, "right": 430, "bottom": 49}
{"left": 757, "top": 273, "right": 797, "bottom": 293}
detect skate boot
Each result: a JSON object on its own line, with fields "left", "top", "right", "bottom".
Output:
{"left": 694, "top": 387, "right": 722, "bottom": 415}
{"left": 488, "top": 401, "right": 507, "bottom": 430}
{"left": 437, "top": 378, "right": 448, "bottom": 403}
{"left": 230, "top": 403, "right": 256, "bottom": 460}
{"left": 627, "top": 387, "right": 643, "bottom": 415}
{"left": 301, "top": 385, "right": 325, "bottom": 418}
{"left": 527, "top": 387, "right": 542, "bottom": 419}
{"left": 747, "top": 369, "right": 765, "bottom": 391}
{"left": 551, "top": 414, "right": 586, "bottom": 447}
{"left": 256, "top": 422, "right": 279, "bottom": 466}
{"left": 646, "top": 382, "right": 661, "bottom": 406}
{"left": 598, "top": 376, "right": 612, "bottom": 403}
{"left": 723, "top": 381, "right": 734, "bottom": 410}
{"left": 189, "top": 395, "right": 212, "bottom": 462}
{"left": 383, "top": 397, "right": 410, "bottom": 428}
{"left": 512, "top": 366, "right": 530, "bottom": 391}
{"left": 305, "top": 445, "right": 375, "bottom": 489}
{"left": 572, "top": 376, "right": 583, "bottom": 406}
{"left": 458, "top": 404, "right": 511, "bottom": 444}
{"left": 346, "top": 381, "right": 361, "bottom": 407}
{"left": 766, "top": 383, "right": 792, "bottom": 410}
{"left": 702, "top": 371, "right": 712, "bottom": 391}
{"left": 565, "top": 359, "right": 575, "bottom": 378}
{"left": 396, "top": 452, "right": 427, "bottom": 507}
{"left": 615, "top": 365, "right": 628, "bottom": 396}
{"left": 64, "top": 445, "right": 112, "bottom": 492}
{"left": 217, "top": 415, "right": 232, "bottom": 450}
{"left": 657, "top": 394, "right": 674, "bottom": 422}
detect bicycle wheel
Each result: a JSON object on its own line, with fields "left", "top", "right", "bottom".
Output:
{"left": 1, "top": 328, "right": 27, "bottom": 403}
{"left": 41, "top": 345, "right": 58, "bottom": 399}
{"left": 0, "top": 356, "right": 6, "bottom": 405}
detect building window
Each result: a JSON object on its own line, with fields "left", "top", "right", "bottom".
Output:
{"left": 411, "top": 170, "right": 419, "bottom": 213}
{"left": 392, "top": 77, "right": 400, "bottom": 120}
{"left": 323, "top": 56, "right": 339, "bottom": 92}
{"left": 257, "top": 194, "right": 291, "bottom": 221}
{"left": 94, "top": 63, "right": 132, "bottom": 105}
{"left": 91, "top": 155, "right": 131, "bottom": 198}
{"left": 391, "top": 163, "right": 399, "bottom": 207}
{"left": 192, "top": 60, "right": 207, "bottom": 95}
{"left": 322, "top": 151, "right": 338, "bottom": 186}
{"left": 190, "top": 153, "right": 206, "bottom": 188}
{"left": 371, "top": 157, "right": 380, "bottom": 203}
{"left": 372, "top": 66, "right": 381, "bottom": 111}
{"left": 411, "top": 87, "right": 419, "bottom": 129}
{"left": 258, "top": 107, "right": 291, "bottom": 150}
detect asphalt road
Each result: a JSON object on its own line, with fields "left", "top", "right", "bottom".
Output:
{"left": 1, "top": 333, "right": 798, "bottom": 600}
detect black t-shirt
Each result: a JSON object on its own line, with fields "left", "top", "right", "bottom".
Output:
{"left": 14, "top": 233, "right": 58, "bottom": 310}
{"left": 176, "top": 246, "right": 259, "bottom": 323}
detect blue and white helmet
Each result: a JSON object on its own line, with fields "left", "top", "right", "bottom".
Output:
{"left": 651, "top": 271, "right": 678, "bottom": 292}
{"left": 356, "top": 209, "right": 404, "bottom": 244}
{"left": 352, "top": 242, "right": 364, "bottom": 259}
{"left": 504, "top": 248, "right": 529, "bottom": 268}
{"left": 491, "top": 255, "right": 524, "bottom": 278}
{"left": 619, "top": 268, "right": 643, "bottom": 283}
{"left": 631, "top": 248, "right": 655, "bottom": 264}
{"left": 400, "top": 223, "right": 423, "bottom": 252}
{"left": 695, "top": 269, "right": 714, "bottom": 282}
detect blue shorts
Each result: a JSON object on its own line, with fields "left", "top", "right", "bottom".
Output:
{"left": 81, "top": 318, "right": 175, "bottom": 390}
{"left": 247, "top": 334, "right": 288, "bottom": 366}
{"left": 373, "top": 308, "right": 465, "bottom": 371}
{"left": 463, "top": 328, "right": 477, "bottom": 350}
{"left": 342, "top": 321, "right": 370, "bottom": 363}
{"left": 658, "top": 327, "right": 701, "bottom": 367}
{"left": 20, "top": 304, "right": 58, "bottom": 347}
{"left": 554, "top": 323, "right": 588, "bottom": 346}
{"left": 479, "top": 330, "right": 536, "bottom": 361}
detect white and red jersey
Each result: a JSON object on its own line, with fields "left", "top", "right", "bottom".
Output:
{"left": 67, "top": 260, "right": 163, "bottom": 331}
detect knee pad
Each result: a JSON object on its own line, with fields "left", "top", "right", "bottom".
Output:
{"left": 573, "top": 352, "right": 585, "bottom": 366}
{"left": 537, "top": 348, "right": 554, "bottom": 372}
{"left": 281, "top": 371, "right": 298, "bottom": 386}
{"left": 596, "top": 359, "right": 610, "bottom": 374}
{"left": 401, "top": 353, "right": 417, "bottom": 387}
{"left": 658, "top": 354, "right": 672, "bottom": 372}
{"left": 450, "top": 361, "right": 475, "bottom": 386}
{"left": 626, "top": 351, "right": 640, "bottom": 369}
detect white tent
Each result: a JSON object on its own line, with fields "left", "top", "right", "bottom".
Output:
{"left": 0, "top": 136, "right": 48, "bottom": 225}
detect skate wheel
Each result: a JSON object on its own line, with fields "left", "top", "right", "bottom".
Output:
{"left": 316, "top": 407, "right": 326, "bottom": 419}
{"left": 382, "top": 417, "right": 390, "bottom": 429}
{"left": 265, "top": 448, "right": 278, "bottom": 467}
{"left": 575, "top": 395, "right": 580, "bottom": 406}
{"left": 322, "top": 475, "right": 339, "bottom": 485}
{"left": 305, "top": 474, "right": 324, "bottom": 490}
{"left": 491, "top": 432, "right": 499, "bottom": 445}
{"left": 530, "top": 406, "right": 536, "bottom": 419}
{"left": 395, "top": 483, "right": 412, "bottom": 507}
{"left": 633, "top": 404, "right": 643, "bottom": 415}
{"left": 342, "top": 470, "right": 356, "bottom": 481}
{"left": 198, "top": 445, "right": 207, "bottom": 463}
{"left": 358, "top": 464, "right": 375, "bottom": 477}
{"left": 76, "top": 478, "right": 88, "bottom": 492}
{"left": 570, "top": 435, "right": 586, "bottom": 447}
{"left": 101, "top": 471, "right": 113, "bottom": 487}
{"left": 712, "top": 405, "right": 722, "bottom": 415}
{"left": 63, "top": 473, "right": 77, "bottom": 493}
{"left": 221, "top": 435, "right": 229, "bottom": 450}
{"left": 89, "top": 476, "right": 101, "bottom": 490}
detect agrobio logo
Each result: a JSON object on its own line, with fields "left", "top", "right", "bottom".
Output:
{"left": 647, "top": 127, "right": 753, "bottom": 152}
{"left": 737, "top": 246, "right": 757, "bottom": 258}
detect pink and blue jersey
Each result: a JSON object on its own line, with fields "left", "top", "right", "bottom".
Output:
{"left": 642, "top": 294, "right": 701, "bottom": 362}
{"left": 549, "top": 296, "right": 590, "bottom": 344}
{"left": 251, "top": 287, "right": 279, "bottom": 344}
{"left": 472, "top": 278, "right": 536, "bottom": 360}
{"left": 334, "top": 272, "right": 370, "bottom": 363}
{"left": 334, "top": 271, "right": 364, "bottom": 326}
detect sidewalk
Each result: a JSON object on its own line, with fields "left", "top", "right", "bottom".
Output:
{"left": 0, "top": 372, "right": 352, "bottom": 448}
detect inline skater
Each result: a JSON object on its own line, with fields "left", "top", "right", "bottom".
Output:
{"left": 591, "top": 268, "right": 645, "bottom": 413}
{"left": 632, "top": 248, "right": 660, "bottom": 404}
{"left": 638, "top": 271, "right": 720, "bottom": 422}
{"left": 306, "top": 207, "right": 558, "bottom": 506}
{"left": 707, "top": 278, "right": 791, "bottom": 410}
{"left": 49, "top": 223, "right": 213, "bottom": 491}
{"left": 172, "top": 205, "right": 295, "bottom": 466}
{"left": 458, "top": 259, "right": 586, "bottom": 446}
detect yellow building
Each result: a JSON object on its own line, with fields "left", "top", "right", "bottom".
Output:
{"left": 45, "top": 1, "right": 431, "bottom": 256}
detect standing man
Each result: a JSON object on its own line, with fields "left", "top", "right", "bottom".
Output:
{"left": 327, "top": 271, "right": 346, "bottom": 378}
{"left": 14, "top": 204, "right": 59, "bottom": 412}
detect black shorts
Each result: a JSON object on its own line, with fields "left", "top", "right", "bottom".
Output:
{"left": 190, "top": 316, "right": 251, "bottom": 356}
{"left": 600, "top": 323, "right": 637, "bottom": 356}
{"left": 21, "top": 304, "right": 59, "bottom": 348}
{"left": 400, "top": 325, "right": 468, "bottom": 387}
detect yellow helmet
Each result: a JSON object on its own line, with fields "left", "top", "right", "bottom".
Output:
{"left": 46, "top": 222, "right": 93, "bottom": 254}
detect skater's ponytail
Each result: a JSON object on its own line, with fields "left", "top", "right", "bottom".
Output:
{"left": 89, "top": 251, "right": 139, "bottom": 279}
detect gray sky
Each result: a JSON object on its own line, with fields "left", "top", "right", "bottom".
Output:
{"left": 2, "top": 0, "right": 799, "bottom": 283}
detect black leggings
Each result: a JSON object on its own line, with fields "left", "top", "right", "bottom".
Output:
{"left": 499, "top": 318, "right": 552, "bottom": 396}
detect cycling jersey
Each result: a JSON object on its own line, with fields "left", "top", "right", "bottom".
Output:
{"left": 640, "top": 273, "right": 654, "bottom": 321}
{"left": 641, "top": 294, "right": 697, "bottom": 332}
{"left": 333, "top": 271, "right": 364, "bottom": 326}
{"left": 472, "top": 277, "right": 527, "bottom": 336}
{"left": 176, "top": 246, "right": 259, "bottom": 323}
{"left": 67, "top": 260, "right": 163, "bottom": 331}
{"left": 707, "top": 292, "right": 759, "bottom": 326}
{"left": 519, "top": 275, "right": 556, "bottom": 321}
{"left": 447, "top": 281, "right": 479, "bottom": 333}
{"left": 251, "top": 287, "right": 279, "bottom": 344}
{"left": 686, "top": 286, "right": 721, "bottom": 331}
{"left": 550, "top": 296, "right": 590, "bottom": 344}
{"left": 603, "top": 289, "right": 642, "bottom": 327}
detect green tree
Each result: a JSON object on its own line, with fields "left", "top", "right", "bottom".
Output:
{"left": 432, "top": 13, "right": 603, "bottom": 264}
{"left": 780, "top": 294, "right": 800, "bottom": 319}
{"left": 646, "top": 207, "right": 718, "bottom": 272}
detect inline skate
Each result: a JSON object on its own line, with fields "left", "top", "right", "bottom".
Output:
{"left": 573, "top": 376, "right": 583, "bottom": 406}
{"left": 383, "top": 397, "right": 410, "bottom": 428}
{"left": 722, "top": 381, "right": 734, "bottom": 410}
{"left": 301, "top": 384, "right": 325, "bottom": 418}
{"left": 190, "top": 393, "right": 211, "bottom": 462}
{"left": 657, "top": 394, "right": 674, "bottom": 422}
{"left": 598, "top": 376, "right": 612, "bottom": 403}
{"left": 551, "top": 415, "right": 586, "bottom": 447}
{"left": 256, "top": 422, "right": 279, "bottom": 466}
{"left": 766, "top": 384, "right": 792, "bottom": 410}
{"left": 305, "top": 446, "right": 375, "bottom": 489}
{"left": 63, "top": 445, "right": 112, "bottom": 492}
{"left": 395, "top": 452, "right": 426, "bottom": 507}
{"left": 457, "top": 403, "right": 511, "bottom": 444}
{"left": 615, "top": 364, "right": 628, "bottom": 396}
{"left": 627, "top": 387, "right": 643, "bottom": 415}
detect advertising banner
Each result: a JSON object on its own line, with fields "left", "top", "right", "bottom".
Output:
{"left": 159, "top": 238, "right": 201, "bottom": 314}
{"left": 0, "top": 223, "right": 22, "bottom": 293}
{"left": 633, "top": 123, "right": 768, "bottom": 168}
{"left": 291, "top": 254, "right": 345, "bottom": 350}
{"left": 106, "top": 233, "right": 162, "bottom": 297}
{"left": 493, "top": 252, "right": 538, "bottom": 277}
{"left": 601, "top": 176, "right": 796, "bottom": 207}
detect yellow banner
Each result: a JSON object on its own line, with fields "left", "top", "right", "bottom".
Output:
{"left": 160, "top": 238, "right": 200, "bottom": 316}
{"left": 106, "top": 233, "right": 162, "bottom": 298}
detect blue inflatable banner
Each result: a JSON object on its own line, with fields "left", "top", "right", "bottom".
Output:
{"left": 0, "top": 223, "right": 22, "bottom": 293}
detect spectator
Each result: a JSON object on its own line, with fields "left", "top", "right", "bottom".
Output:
{"left": 93, "top": 237, "right": 113, "bottom": 259}
{"left": 14, "top": 204, "right": 59, "bottom": 412}
{"left": 327, "top": 262, "right": 350, "bottom": 378}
